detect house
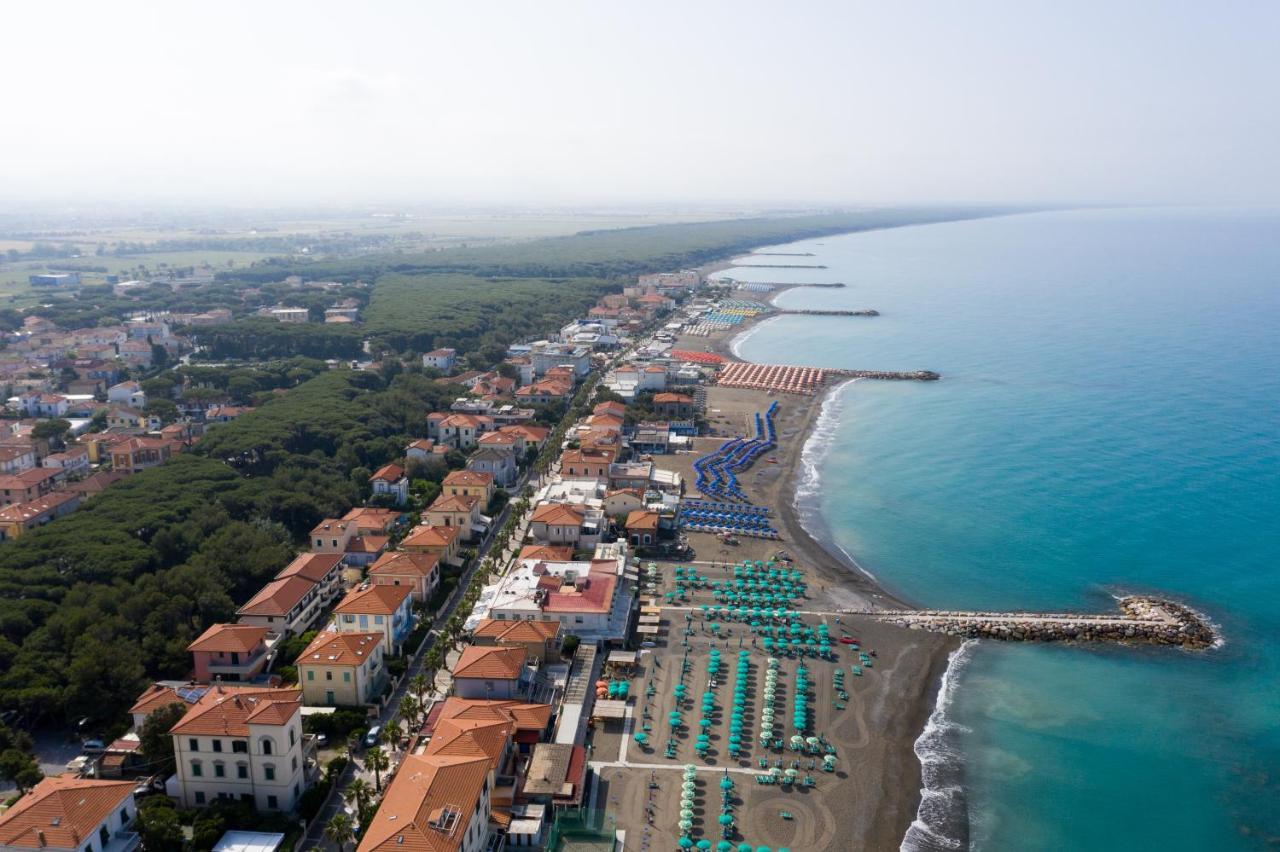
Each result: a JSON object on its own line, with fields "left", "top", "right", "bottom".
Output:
{"left": 237, "top": 576, "right": 324, "bottom": 637}
{"left": 76, "top": 432, "right": 134, "bottom": 465}
{"left": 451, "top": 645, "right": 529, "bottom": 700}
{"left": 424, "top": 494, "right": 482, "bottom": 538}
{"left": 0, "top": 492, "right": 80, "bottom": 540}
{"left": 343, "top": 534, "right": 389, "bottom": 568}
{"left": 638, "top": 365, "right": 668, "bottom": 391}
{"left": 422, "top": 348, "right": 458, "bottom": 372}
{"left": 309, "top": 519, "right": 356, "bottom": 555}
{"left": 274, "top": 553, "right": 346, "bottom": 607}
{"left": 333, "top": 583, "right": 416, "bottom": 656}
{"left": 516, "top": 544, "right": 574, "bottom": 563}
{"left": 513, "top": 377, "right": 573, "bottom": 406}
{"left": 62, "top": 470, "right": 128, "bottom": 500}
{"left": 369, "top": 463, "right": 409, "bottom": 506}
{"left": 521, "top": 743, "right": 588, "bottom": 813}
{"left": 476, "top": 546, "right": 631, "bottom": 641}
{"left": 0, "top": 446, "right": 36, "bottom": 475}
{"left": 169, "top": 685, "right": 310, "bottom": 811}
{"left": 405, "top": 438, "right": 437, "bottom": 461}
{"left": 206, "top": 406, "right": 254, "bottom": 423}
{"left": 430, "top": 413, "right": 493, "bottom": 450}
{"left": 356, "top": 753, "right": 492, "bottom": 852}
{"left": 470, "top": 618, "right": 560, "bottom": 664}
{"left": 0, "top": 469, "right": 60, "bottom": 506}
{"left": 367, "top": 552, "right": 441, "bottom": 603}
{"left": 477, "top": 430, "right": 523, "bottom": 457}
{"left": 497, "top": 424, "right": 549, "bottom": 453}
{"left": 652, "top": 392, "right": 696, "bottom": 419}
{"left": 400, "top": 524, "right": 462, "bottom": 564}
{"left": 106, "top": 406, "right": 147, "bottom": 432}
{"left": 42, "top": 446, "right": 90, "bottom": 478}
{"left": 107, "top": 381, "right": 146, "bottom": 408}
{"left": 295, "top": 631, "right": 387, "bottom": 707}
{"left": 608, "top": 461, "right": 652, "bottom": 492}
{"left": 603, "top": 488, "right": 646, "bottom": 519}
{"left": 559, "top": 448, "right": 614, "bottom": 480}
{"left": 630, "top": 421, "right": 671, "bottom": 454}
{"left": 342, "top": 507, "right": 402, "bottom": 536}
{"left": 0, "top": 776, "right": 138, "bottom": 852}
{"left": 109, "top": 437, "right": 173, "bottom": 473}
{"left": 625, "top": 510, "right": 661, "bottom": 548}
{"left": 442, "top": 470, "right": 495, "bottom": 504}
{"left": 187, "top": 624, "right": 273, "bottom": 683}
{"left": 528, "top": 343, "right": 590, "bottom": 378}
{"left": 527, "top": 504, "right": 587, "bottom": 547}
{"left": 593, "top": 401, "right": 626, "bottom": 420}
{"left": 466, "top": 446, "right": 517, "bottom": 488}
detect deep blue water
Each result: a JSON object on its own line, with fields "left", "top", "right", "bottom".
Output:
{"left": 723, "top": 209, "right": 1280, "bottom": 851}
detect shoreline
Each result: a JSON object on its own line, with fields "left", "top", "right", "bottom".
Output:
{"left": 670, "top": 273, "right": 964, "bottom": 849}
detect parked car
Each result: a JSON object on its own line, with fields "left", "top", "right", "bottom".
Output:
{"left": 314, "top": 732, "right": 328, "bottom": 748}
{"left": 363, "top": 725, "right": 382, "bottom": 748}
{"left": 81, "top": 739, "right": 106, "bottom": 754}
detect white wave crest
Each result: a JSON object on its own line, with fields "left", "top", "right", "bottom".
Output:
{"left": 795, "top": 378, "right": 858, "bottom": 501}
{"left": 901, "top": 639, "right": 979, "bottom": 852}
{"left": 728, "top": 314, "right": 780, "bottom": 358}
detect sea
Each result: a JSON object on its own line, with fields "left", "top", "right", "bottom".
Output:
{"left": 719, "top": 208, "right": 1280, "bottom": 851}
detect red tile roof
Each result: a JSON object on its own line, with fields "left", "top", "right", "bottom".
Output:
{"left": 187, "top": 624, "right": 267, "bottom": 655}
{"left": 334, "top": 583, "right": 413, "bottom": 616}
{"left": 452, "top": 645, "right": 527, "bottom": 681}
{"left": 0, "top": 776, "right": 134, "bottom": 850}
{"left": 297, "top": 631, "right": 383, "bottom": 668}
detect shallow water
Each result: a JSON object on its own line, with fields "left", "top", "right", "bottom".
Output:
{"left": 726, "top": 209, "right": 1280, "bottom": 850}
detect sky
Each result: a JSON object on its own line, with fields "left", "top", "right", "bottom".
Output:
{"left": 2, "top": 1, "right": 1278, "bottom": 208}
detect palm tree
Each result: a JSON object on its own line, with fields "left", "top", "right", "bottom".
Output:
{"left": 409, "top": 672, "right": 430, "bottom": 706}
{"left": 344, "top": 778, "right": 374, "bottom": 825}
{"left": 364, "top": 745, "right": 389, "bottom": 792}
{"left": 380, "top": 719, "right": 402, "bottom": 753}
{"left": 398, "top": 694, "right": 422, "bottom": 732}
{"left": 324, "top": 813, "right": 355, "bottom": 852}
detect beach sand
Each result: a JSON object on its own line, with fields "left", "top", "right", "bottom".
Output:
{"left": 593, "top": 307, "right": 960, "bottom": 849}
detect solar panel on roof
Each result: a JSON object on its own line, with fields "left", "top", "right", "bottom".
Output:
{"left": 176, "top": 685, "right": 210, "bottom": 703}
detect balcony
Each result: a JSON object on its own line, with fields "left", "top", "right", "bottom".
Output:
{"left": 104, "top": 829, "right": 140, "bottom": 852}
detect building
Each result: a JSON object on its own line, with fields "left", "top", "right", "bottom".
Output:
{"left": 451, "top": 645, "right": 529, "bottom": 700}
{"left": 187, "top": 624, "right": 274, "bottom": 683}
{"left": 106, "top": 406, "right": 147, "bottom": 432}
{"left": 367, "top": 552, "right": 441, "bottom": 603}
{"left": 0, "top": 469, "right": 60, "bottom": 506}
{"left": 333, "top": 584, "right": 416, "bottom": 656}
{"left": 422, "top": 348, "right": 458, "bottom": 372}
{"left": 470, "top": 618, "right": 560, "bottom": 664}
{"left": 109, "top": 438, "right": 173, "bottom": 474}
{"left": 527, "top": 504, "right": 587, "bottom": 547}
{"left": 107, "top": 381, "right": 146, "bottom": 408}
{"left": 497, "top": 424, "right": 549, "bottom": 452}
{"left": 521, "top": 743, "right": 588, "bottom": 813}
{"left": 430, "top": 413, "right": 493, "bottom": 450}
{"left": 273, "top": 553, "right": 346, "bottom": 608}
{"left": 18, "top": 392, "right": 69, "bottom": 418}
{"left": 400, "top": 523, "right": 462, "bottom": 564}
{"left": 295, "top": 631, "right": 386, "bottom": 707}
{"left": 465, "top": 446, "right": 517, "bottom": 488}
{"left": 267, "top": 307, "right": 309, "bottom": 323}
{"left": 236, "top": 576, "right": 324, "bottom": 637}
{"left": 342, "top": 507, "right": 402, "bottom": 536}
{"left": 28, "top": 272, "right": 81, "bottom": 287}
{"left": 42, "top": 446, "right": 90, "bottom": 478}
{"left": 653, "top": 392, "right": 696, "bottom": 419}
{"left": 625, "top": 510, "right": 661, "bottom": 548}
{"left": 0, "top": 446, "right": 36, "bottom": 475}
{"left": 0, "top": 492, "right": 81, "bottom": 540}
{"left": 442, "top": 470, "right": 495, "bottom": 504}
{"left": 405, "top": 438, "right": 438, "bottom": 461}
{"left": 309, "top": 519, "right": 356, "bottom": 554}
{"left": 369, "top": 463, "right": 408, "bottom": 506}
{"left": 169, "top": 685, "right": 310, "bottom": 812}
{"left": 559, "top": 448, "right": 614, "bottom": 480}
{"left": 603, "top": 488, "right": 646, "bottom": 519}
{"left": 0, "top": 776, "right": 137, "bottom": 852}
{"left": 424, "top": 494, "right": 482, "bottom": 539}
{"left": 528, "top": 343, "right": 590, "bottom": 379}
{"left": 516, "top": 544, "right": 574, "bottom": 563}
{"left": 357, "top": 754, "right": 492, "bottom": 852}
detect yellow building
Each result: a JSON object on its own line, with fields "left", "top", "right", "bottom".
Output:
{"left": 295, "top": 631, "right": 387, "bottom": 707}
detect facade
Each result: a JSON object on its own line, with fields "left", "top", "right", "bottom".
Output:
{"left": 187, "top": 624, "right": 273, "bottom": 683}
{"left": 367, "top": 552, "right": 440, "bottom": 602}
{"left": 422, "top": 348, "right": 458, "bottom": 372}
{"left": 652, "top": 392, "right": 696, "bottom": 419}
{"left": 236, "top": 576, "right": 324, "bottom": 637}
{"left": 369, "top": 463, "right": 408, "bottom": 506}
{"left": 333, "top": 584, "right": 416, "bottom": 656}
{"left": 625, "top": 510, "right": 661, "bottom": 547}
{"left": 424, "top": 494, "right": 481, "bottom": 538}
{"left": 400, "top": 523, "right": 462, "bottom": 564}
{"left": 432, "top": 414, "right": 493, "bottom": 450}
{"left": 451, "top": 645, "right": 528, "bottom": 700}
{"left": 0, "top": 491, "right": 81, "bottom": 540}
{"left": 465, "top": 447, "right": 517, "bottom": 487}
{"left": 559, "top": 448, "right": 614, "bottom": 480}
{"left": 0, "top": 776, "right": 138, "bottom": 852}
{"left": 357, "top": 754, "right": 492, "bottom": 852}
{"left": 109, "top": 438, "right": 173, "bottom": 474}
{"left": 295, "top": 631, "right": 386, "bottom": 707}
{"left": 170, "top": 686, "right": 310, "bottom": 812}
{"left": 442, "top": 470, "right": 495, "bottom": 504}
{"left": 527, "top": 504, "right": 585, "bottom": 546}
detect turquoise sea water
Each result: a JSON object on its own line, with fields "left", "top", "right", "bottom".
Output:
{"left": 722, "top": 209, "right": 1280, "bottom": 851}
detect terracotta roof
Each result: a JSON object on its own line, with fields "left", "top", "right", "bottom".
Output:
{"left": 592, "top": 401, "right": 626, "bottom": 417}
{"left": 334, "top": 583, "right": 413, "bottom": 616}
{"left": 237, "top": 575, "right": 316, "bottom": 617}
{"left": 428, "top": 494, "right": 479, "bottom": 514}
{"left": 356, "top": 754, "right": 490, "bottom": 852}
{"left": 653, "top": 392, "right": 694, "bottom": 404}
{"left": 169, "top": 686, "right": 301, "bottom": 737}
{"left": 472, "top": 618, "right": 559, "bottom": 645}
{"left": 310, "top": 518, "right": 354, "bottom": 538}
{"left": 452, "top": 645, "right": 527, "bottom": 681}
{"left": 424, "top": 717, "right": 512, "bottom": 770}
{"left": 529, "top": 504, "right": 584, "bottom": 526}
{"left": 498, "top": 424, "right": 549, "bottom": 442}
{"left": 626, "top": 510, "right": 661, "bottom": 530}
{"left": 516, "top": 544, "right": 574, "bottom": 562}
{"left": 129, "top": 683, "right": 186, "bottom": 717}
{"left": 0, "top": 776, "right": 134, "bottom": 850}
{"left": 298, "top": 631, "right": 383, "bottom": 668}
{"left": 401, "top": 524, "right": 460, "bottom": 549}
{"left": 275, "top": 552, "right": 343, "bottom": 583}
{"left": 187, "top": 624, "right": 267, "bottom": 655}
{"left": 442, "top": 470, "right": 493, "bottom": 487}
{"left": 347, "top": 534, "right": 389, "bottom": 555}
{"left": 369, "top": 552, "right": 440, "bottom": 579}
{"left": 477, "top": 432, "right": 517, "bottom": 446}
{"left": 343, "top": 507, "right": 402, "bottom": 533}
{"left": 371, "top": 463, "right": 406, "bottom": 482}
{"left": 434, "top": 698, "right": 553, "bottom": 734}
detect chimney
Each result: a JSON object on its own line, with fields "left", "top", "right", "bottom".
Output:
{"left": 36, "top": 831, "right": 46, "bottom": 847}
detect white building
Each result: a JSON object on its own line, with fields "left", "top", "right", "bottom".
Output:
{"left": 170, "top": 685, "right": 311, "bottom": 812}
{"left": 422, "top": 348, "right": 458, "bottom": 371}
{"left": 107, "top": 381, "right": 146, "bottom": 408}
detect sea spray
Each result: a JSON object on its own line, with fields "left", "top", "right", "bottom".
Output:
{"left": 901, "top": 639, "right": 978, "bottom": 852}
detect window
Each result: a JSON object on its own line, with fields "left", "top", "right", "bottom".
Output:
{"left": 307, "top": 670, "right": 314, "bottom": 681}
{"left": 343, "top": 671, "right": 351, "bottom": 683}
{"left": 289, "top": 728, "right": 296, "bottom": 746}
{"left": 325, "top": 670, "right": 333, "bottom": 681}
{"left": 237, "top": 764, "right": 248, "bottom": 779}
{"left": 214, "top": 761, "right": 227, "bottom": 778}
{"left": 291, "top": 756, "right": 298, "bottom": 772}
{"left": 212, "top": 739, "right": 222, "bottom": 753}
{"left": 261, "top": 737, "right": 274, "bottom": 756}
{"left": 314, "top": 538, "right": 322, "bottom": 548}
{"left": 190, "top": 760, "right": 202, "bottom": 777}
{"left": 375, "top": 615, "right": 384, "bottom": 625}
{"left": 264, "top": 764, "right": 275, "bottom": 781}
{"left": 194, "top": 791, "right": 206, "bottom": 805}
{"left": 267, "top": 795, "right": 278, "bottom": 809}
{"left": 232, "top": 740, "right": 248, "bottom": 754}
{"left": 188, "top": 738, "right": 199, "bottom": 752}
{"left": 120, "top": 807, "right": 130, "bottom": 825}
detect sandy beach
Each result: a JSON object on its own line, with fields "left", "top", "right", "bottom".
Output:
{"left": 591, "top": 298, "right": 961, "bottom": 850}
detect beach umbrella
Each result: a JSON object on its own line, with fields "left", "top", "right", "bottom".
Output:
{"left": 697, "top": 841, "right": 713, "bottom": 851}
{"left": 679, "top": 838, "right": 693, "bottom": 849}
{"left": 720, "top": 775, "right": 734, "bottom": 790}
{"left": 679, "top": 820, "right": 694, "bottom": 832}
{"left": 718, "top": 842, "right": 734, "bottom": 852}
{"left": 681, "top": 809, "right": 694, "bottom": 820}
{"left": 738, "top": 844, "right": 753, "bottom": 852}
{"left": 718, "top": 813, "right": 734, "bottom": 826}
{"left": 785, "top": 768, "right": 799, "bottom": 780}
{"left": 683, "top": 780, "right": 697, "bottom": 792}
{"left": 806, "top": 736, "right": 820, "bottom": 747}
{"left": 756, "top": 847, "right": 772, "bottom": 852}
{"left": 685, "top": 764, "right": 698, "bottom": 772}
{"left": 633, "top": 732, "right": 649, "bottom": 744}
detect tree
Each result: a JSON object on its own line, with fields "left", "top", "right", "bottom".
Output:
{"left": 364, "top": 745, "right": 389, "bottom": 792}
{"left": 31, "top": 418, "right": 71, "bottom": 447}
{"left": 380, "top": 718, "right": 403, "bottom": 753}
{"left": 139, "top": 702, "right": 188, "bottom": 775}
{"left": 135, "top": 800, "right": 184, "bottom": 852}
{"left": 325, "top": 813, "right": 355, "bottom": 852}
{"left": 145, "top": 398, "right": 179, "bottom": 425}
{"left": 409, "top": 672, "right": 430, "bottom": 707}
{"left": 344, "top": 777, "right": 374, "bottom": 826}
{"left": 0, "top": 748, "right": 42, "bottom": 792}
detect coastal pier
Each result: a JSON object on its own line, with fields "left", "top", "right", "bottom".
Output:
{"left": 828, "top": 368, "right": 940, "bottom": 381}
{"left": 776, "top": 308, "right": 879, "bottom": 317}
{"left": 841, "top": 596, "right": 1216, "bottom": 648}
{"left": 733, "top": 263, "right": 829, "bottom": 269}
{"left": 750, "top": 251, "right": 816, "bottom": 256}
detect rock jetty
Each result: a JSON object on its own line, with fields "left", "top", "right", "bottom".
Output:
{"left": 777, "top": 309, "right": 880, "bottom": 317}
{"left": 830, "top": 369, "right": 941, "bottom": 381}
{"left": 853, "top": 596, "right": 1216, "bottom": 649}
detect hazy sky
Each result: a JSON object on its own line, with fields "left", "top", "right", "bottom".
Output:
{"left": 3, "top": 1, "right": 1277, "bottom": 207}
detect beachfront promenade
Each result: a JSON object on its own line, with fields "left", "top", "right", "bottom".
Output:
{"left": 837, "top": 596, "right": 1217, "bottom": 648}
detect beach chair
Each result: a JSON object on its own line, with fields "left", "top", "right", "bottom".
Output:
{"left": 779, "top": 811, "right": 794, "bottom": 821}
{"left": 804, "top": 776, "right": 816, "bottom": 787}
